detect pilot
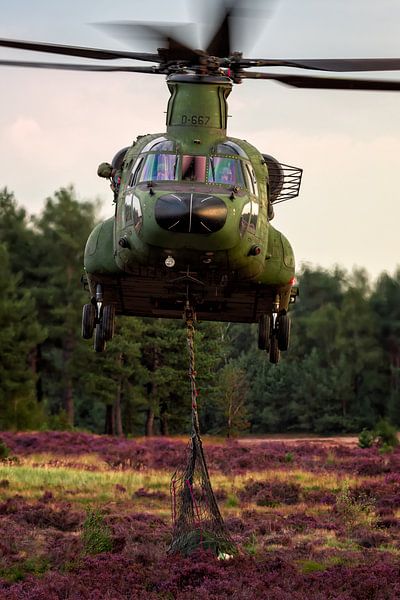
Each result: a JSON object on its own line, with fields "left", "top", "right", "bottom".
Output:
{"left": 156, "top": 166, "right": 166, "bottom": 181}
{"left": 97, "top": 161, "right": 121, "bottom": 200}
{"left": 221, "top": 166, "right": 234, "bottom": 183}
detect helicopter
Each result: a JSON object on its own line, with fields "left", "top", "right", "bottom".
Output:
{"left": 1, "top": 3, "right": 400, "bottom": 363}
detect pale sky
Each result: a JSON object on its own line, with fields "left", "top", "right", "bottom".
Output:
{"left": 0, "top": 0, "right": 399, "bottom": 279}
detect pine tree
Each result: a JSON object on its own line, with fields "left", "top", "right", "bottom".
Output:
{"left": 0, "top": 244, "right": 45, "bottom": 428}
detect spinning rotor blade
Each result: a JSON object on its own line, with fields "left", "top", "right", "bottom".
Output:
{"left": 0, "top": 37, "right": 159, "bottom": 62}
{"left": 0, "top": 59, "right": 161, "bottom": 74}
{"left": 241, "top": 57, "right": 400, "bottom": 72}
{"left": 94, "top": 21, "right": 202, "bottom": 64}
{"left": 205, "top": 4, "right": 232, "bottom": 58}
{"left": 243, "top": 71, "right": 400, "bottom": 91}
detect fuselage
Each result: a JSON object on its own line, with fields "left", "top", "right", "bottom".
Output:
{"left": 84, "top": 75, "right": 296, "bottom": 322}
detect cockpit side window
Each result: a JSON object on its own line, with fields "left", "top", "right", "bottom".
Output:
{"left": 129, "top": 156, "right": 144, "bottom": 187}
{"left": 208, "top": 157, "right": 245, "bottom": 186}
{"left": 244, "top": 163, "right": 258, "bottom": 196}
{"left": 215, "top": 141, "right": 248, "bottom": 158}
{"left": 139, "top": 153, "right": 179, "bottom": 182}
{"left": 141, "top": 137, "right": 175, "bottom": 153}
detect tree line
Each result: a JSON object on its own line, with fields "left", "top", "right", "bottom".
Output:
{"left": 1, "top": 186, "right": 399, "bottom": 436}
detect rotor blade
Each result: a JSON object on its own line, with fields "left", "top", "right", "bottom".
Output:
{"left": 205, "top": 3, "right": 232, "bottom": 57}
{"left": 243, "top": 71, "right": 400, "bottom": 91}
{"left": 204, "top": 0, "right": 275, "bottom": 57}
{"left": 0, "top": 59, "right": 162, "bottom": 74}
{"left": 0, "top": 37, "right": 159, "bottom": 62}
{"left": 94, "top": 22, "right": 201, "bottom": 63}
{"left": 240, "top": 57, "right": 400, "bottom": 72}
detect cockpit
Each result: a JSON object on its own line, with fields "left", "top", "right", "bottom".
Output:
{"left": 128, "top": 136, "right": 256, "bottom": 191}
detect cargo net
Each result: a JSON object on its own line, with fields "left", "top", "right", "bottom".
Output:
{"left": 168, "top": 305, "right": 236, "bottom": 558}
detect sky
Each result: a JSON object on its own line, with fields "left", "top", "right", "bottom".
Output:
{"left": 0, "top": 0, "right": 399, "bottom": 279}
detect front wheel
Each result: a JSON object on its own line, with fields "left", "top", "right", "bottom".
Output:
{"left": 82, "top": 303, "right": 96, "bottom": 339}
{"left": 277, "top": 314, "right": 291, "bottom": 351}
{"left": 258, "top": 314, "right": 270, "bottom": 350}
{"left": 102, "top": 305, "right": 116, "bottom": 342}
{"left": 269, "top": 336, "right": 280, "bottom": 364}
{"left": 94, "top": 323, "right": 106, "bottom": 353}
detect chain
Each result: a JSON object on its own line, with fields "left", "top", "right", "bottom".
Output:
{"left": 184, "top": 302, "right": 201, "bottom": 438}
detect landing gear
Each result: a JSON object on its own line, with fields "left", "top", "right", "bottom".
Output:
{"left": 260, "top": 294, "right": 291, "bottom": 364}
{"left": 102, "top": 305, "right": 115, "bottom": 342}
{"left": 258, "top": 314, "right": 270, "bottom": 350}
{"left": 82, "top": 303, "right": 96, "bottom": 339}
{"left": 94, "top": 322, "right": 106, "bottom": 353}
{"left": 269, "top": 335, "right": 280, "bottom": 364}
{"left": 81, "top": 284, "right": 116, "bottom": 352}
{"left": 277, "top": 313, "right": 291, "bottom": 351}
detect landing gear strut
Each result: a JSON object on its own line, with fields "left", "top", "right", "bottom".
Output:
{"left": 260, "top": 294, "right": 291, "bottom": 364}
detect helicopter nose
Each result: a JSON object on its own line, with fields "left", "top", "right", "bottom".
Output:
{"left": 155, "top": 192, "right": 227, "bottom": 234}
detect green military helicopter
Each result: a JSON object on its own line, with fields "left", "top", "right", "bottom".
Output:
{"left": 1, "top": 2, "right": 400, "bottom": 362}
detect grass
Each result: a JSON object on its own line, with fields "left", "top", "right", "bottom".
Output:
{"left": 0, "top": 464, "right": 172, "bottom": 503}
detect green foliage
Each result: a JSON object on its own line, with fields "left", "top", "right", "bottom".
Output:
{"left": 0, "top": 439, "right": 10, "bottom": 460}
{"left": 0, "top": 557, "right": 49, "bottom": 583}
{"left": 225, "top": 494, "right": 239, "bottom": 508}
{"left": 297, "top": 559, "right": 326, "bottom": 574}
{"left": 284, "top": 452, "right": 294, "bottom": 463}
{"left": 0, "top": 243, "right": 46, "bottom": 429}
{"left": 358, "top": 428, "right": 375, "bottom": 448}
{"left": 374, "top": 418, "right": 399, "bottom": 450}
{"left": 3, "top": 186, "right": 400, "bottom": 436}
{"left": 212, "top": 363, "right": 250, "bottom": 438}
{"left": 335, "top": 482, "right": 377, "bottom": 533}
{"left": 82, "top": 507, "right": 113, "bottom": 555}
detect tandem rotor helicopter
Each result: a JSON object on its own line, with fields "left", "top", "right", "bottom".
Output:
{"left": 1, "top": 2, "right": 400, "bottom": 363}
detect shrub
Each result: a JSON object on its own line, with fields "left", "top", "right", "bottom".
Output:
{"left": 335, "top": 482, "right": 377, "bottom": 533}
{"left": 374, "top": 419, "right": 399, "bottom": 450}
{"left": 358, "top": 428, "right": 375, "bottom": 448}
{"left": 0, "top": 438, "right": 10, "bottom": 460}
{"left": 82, "top": 507, "right": 113, "bottom": 555}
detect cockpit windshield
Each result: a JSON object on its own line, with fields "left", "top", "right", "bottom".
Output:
{"left": 135, "top": 152, "right": 245, "bottom": 188}
{"left": 208, "top": 157, "right": 245, "bottom": 186}
{"left": 139, "top": 153, "right": 179, "bottom": 182}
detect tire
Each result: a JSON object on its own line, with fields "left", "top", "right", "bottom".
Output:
{"left": 277, "top": 314, "right": 291, "bottom": 351}
{"left": 102, "top": 305, "right": 115, "bottom": 342}
{"left": 82, "top": 303, "right": 96, "bottom": 339}
{"left": 258, "top": 314, "right": 270, "bottom": 350}
{"left": 269, "top": 335, "right": 280, "bottom": 364}
{"left": 94, "top": 323, "right": 106, "bottom": 353}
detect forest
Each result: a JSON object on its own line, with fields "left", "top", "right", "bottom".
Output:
{"left": 1, "top": 185, "right": 400, "bottom": 437}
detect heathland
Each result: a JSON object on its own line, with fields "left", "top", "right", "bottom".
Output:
{"left": 0, "top": 432, "right": 399, "bottom": 598}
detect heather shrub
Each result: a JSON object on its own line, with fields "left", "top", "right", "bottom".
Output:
{"left": 82, "top": 507, "right": 113, "bottom": 555}
{"left": 352, "top": 528, "right": 388, "bottom": 548}
{"left": 134, "top": 487, "right": 167, "bottom": 500}
{"left": 240, "top": 479, "right": 301, "bottom": 506}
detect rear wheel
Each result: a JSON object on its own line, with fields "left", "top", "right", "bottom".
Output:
{"left": 94, "top": 323, "right": 106, "bottom": 353}
{"left": 277, "top": 314, "right": 291, "bottom": 351}
{"left": 258, "top": 314, "right": 270, "bottom": 350}
{"left": 82, "top": 303, "right": 96, "bottom": 339}
{"left": 269, "top": 335, "right": 280, "bottom": 364}
{"left": 102, "top": 305, "right": 116, "bottom": 342}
